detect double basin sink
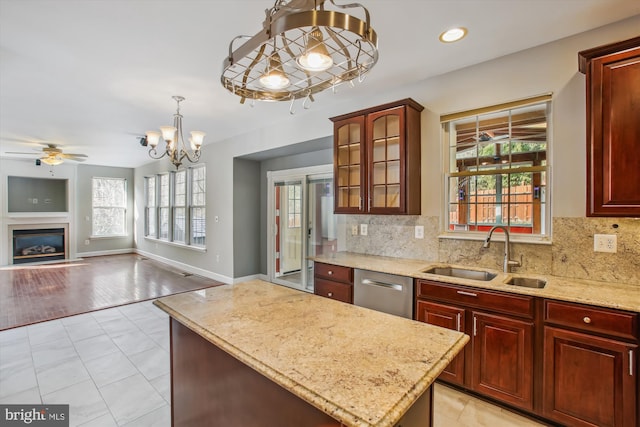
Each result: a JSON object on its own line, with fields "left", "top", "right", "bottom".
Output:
{"left": 422, "top": 266, "right": 546, "bottom": 289}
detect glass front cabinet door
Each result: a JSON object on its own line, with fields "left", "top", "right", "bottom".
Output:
{"left": 331, "top": 99, "right": 423, "bottom": 215}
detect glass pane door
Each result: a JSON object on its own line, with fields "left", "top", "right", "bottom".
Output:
{"left": 306, "top": 176, "right": 338, "bottom": 291}
{"left": 269, "top": 167, "right": 336, "bottom": 292}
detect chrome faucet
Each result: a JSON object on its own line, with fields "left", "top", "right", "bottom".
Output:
{"left": 483, "top": 226, "right": 521, "bottom": 273}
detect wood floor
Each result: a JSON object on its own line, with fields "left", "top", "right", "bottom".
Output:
{"left": 0, "top": 254, "right": 224, "bottom": 331}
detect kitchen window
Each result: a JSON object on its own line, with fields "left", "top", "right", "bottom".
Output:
{"left": 91, "top": 177, "right": 127, "bottom": 237}
{"left": 144, "top": 165, "right": 206, "bottom": 247}
{"left": 441, "top": 94, "right": 551, "bottom": 240}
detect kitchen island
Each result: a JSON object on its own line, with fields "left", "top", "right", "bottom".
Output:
{"left": 154, "top": 279, "right": 469, "bottom": 427}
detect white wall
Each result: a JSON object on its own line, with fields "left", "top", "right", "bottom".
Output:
{"left": 132, "top": 16, "right": 640, "bottom": 280}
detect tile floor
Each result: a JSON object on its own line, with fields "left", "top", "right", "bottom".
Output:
{"left": 0, "top": 300, "right": 548, "bottom": 427}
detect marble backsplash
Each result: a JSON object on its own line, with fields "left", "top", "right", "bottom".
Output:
{"left": 344, "top": 215, "right": 640, "bottom": 284}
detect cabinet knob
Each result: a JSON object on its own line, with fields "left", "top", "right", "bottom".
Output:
{"left": 328, "top": 292, "right": 333, "bottom": 297}
{"left": 583, "top": 316, "right": 592, "bottom": 324}
{"left": 328, "top": 270, "right": 333, "bottom": 275}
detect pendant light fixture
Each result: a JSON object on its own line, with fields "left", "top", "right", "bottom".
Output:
{"left": 221, "top": 0, "right": 378, "bottom": 106}
{"left": 145, "top": 96, "right": 205, "bottom": 169}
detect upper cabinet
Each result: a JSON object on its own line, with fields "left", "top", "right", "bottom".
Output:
{"left": 330, "top": 98, "right": 424, "bottom": 215}
{"left": 579, "top": 36, "right": 640, "bottom": 217}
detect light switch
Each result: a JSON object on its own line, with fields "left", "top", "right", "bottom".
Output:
{"left": 360, "top": 224, "right": 368, "bottom": 236}
{"left": 415, "top": 225, "right": 424, "bottom": 239}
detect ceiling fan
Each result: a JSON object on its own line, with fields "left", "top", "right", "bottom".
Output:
{"left": 5, "top": 143, "right": 88, "bottom": 165}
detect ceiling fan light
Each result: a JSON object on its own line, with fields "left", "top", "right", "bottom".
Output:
{"left": 159, "top": 126, "right": 177, "bottom": 143}
{"left": 297, "top": 28, "right": 333, "bottom": 72}
{"left": 145, "top": 131, "right": 161, "bottom": 148}
{"left": 439, "top": 27, "right": 467, "bottom": 43}
{"left": 41, "top": 157, "right": 63, "bottom": 166}
{"left": 259, "top": 53, "right": 290, "bottom": 90}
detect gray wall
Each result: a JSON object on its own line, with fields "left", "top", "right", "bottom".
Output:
{"left": 233, "top": 158, "right": 261, "bottom": 277}
{"left": 258, "top": 147, "right": 333, "bottom": 274}
{"left": 76, "top": 164, "right": 135, "bottom": 254}
{"left": 7, "top": 177, "right": 68, "bottom": 212}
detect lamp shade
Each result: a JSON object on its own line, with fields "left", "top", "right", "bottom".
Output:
{"left": 296, "top": 28, "right": 333, "bottom": 72}
{"left": 190, "top": 131, "right": 205, "bottom": 149}
{"left": 145, "top": 131, "right": 161, "bottom": 148}
{"left": 160, "top": 126, "right": 177, "bottom": 142}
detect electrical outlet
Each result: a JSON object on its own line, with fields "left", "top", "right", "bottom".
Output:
{"left": 415, "top": 225, "right": 424, "bottom": 239}
{"left": 594, "top": 234, "right": 617, "bottom": 253}
{"left": 351, "top": 225, "right": 358, "bottom": 236}
{"left": 84, "top": 239, "right": 90, "bottom": 245}
{"left": 360, "top": 224, "right": 368, "bottom": 236}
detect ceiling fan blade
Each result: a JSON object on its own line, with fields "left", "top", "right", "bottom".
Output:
{"left": 4, "top": 151, "right": 39, "bottom": 155}
{"left": 61, "top": 153, "right": 88, "bottom": 158}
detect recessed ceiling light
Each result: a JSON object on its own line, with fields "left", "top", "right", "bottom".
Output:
{"left": 439, "top": 27, "right": 468, "bottom": 43}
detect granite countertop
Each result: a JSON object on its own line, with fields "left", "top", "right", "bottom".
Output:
{"left": 154, "top": 280, "right": 469, "bottom": 427}
{"left": 312, "top": 252, "right": 640, "bottom": 313}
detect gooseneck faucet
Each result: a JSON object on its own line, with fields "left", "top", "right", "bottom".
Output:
{"left": 483, "top": 225, "right": 521, "bottom": 273}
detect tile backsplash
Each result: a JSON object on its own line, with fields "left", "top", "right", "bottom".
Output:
{"left": 344, "top": 216, "right": 640, "bottom": 284}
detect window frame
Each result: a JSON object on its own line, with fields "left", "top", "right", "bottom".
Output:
{"left": 91, "top": 177, "right": 127, "bottom": 238}
{"left": 144, "top": 165, "right": 206, "bottom": 249}
{"left": 440, "top": 94, "right": 552, "bottom": 244}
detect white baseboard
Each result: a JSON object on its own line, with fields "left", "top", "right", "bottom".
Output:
{"left": 76, "top": 248, "right": 135, "bottom": 258}
{"left": 134, "top": 249, "right": 233, "bottom": 284}
{"left": 231, "top": 274, "right": 266, "bottom": 284}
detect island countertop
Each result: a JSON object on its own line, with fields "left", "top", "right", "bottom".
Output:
{"left": 154, "top": 279, "right": 469, "bottom": 427}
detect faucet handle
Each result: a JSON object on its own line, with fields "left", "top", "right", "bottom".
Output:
{"left": 508, "top": 254, "right": 523, "bottom": 268}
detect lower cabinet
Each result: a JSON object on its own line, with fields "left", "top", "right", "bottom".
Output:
{"left": 542, "top": 300, "right": 638, "bottom": 427}
{"left": 416, "top": 280, "right": 535, "bottom": 412}
{"left": 472, "top": 311, "right": 534, "bottom": 411}
{"left": 416, "top": 300, "right": 465, "bottom": 385}
{"left": 313, "top": 262, "right": 353, "bottom": 304}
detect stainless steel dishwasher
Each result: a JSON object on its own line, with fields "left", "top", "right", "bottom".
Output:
{"left": 353, "top": 269, "right": 414, "bottom": 319}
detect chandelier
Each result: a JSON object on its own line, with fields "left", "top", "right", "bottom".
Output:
{"left": 221, "top": 0, "right": 378, "bottom": 107}
{"left": 144, "top": 96, "right": 205, "bottom": 169}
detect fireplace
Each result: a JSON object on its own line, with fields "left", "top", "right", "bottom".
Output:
{"left": 13, "top": 228, "right": 66, "bottom": 264}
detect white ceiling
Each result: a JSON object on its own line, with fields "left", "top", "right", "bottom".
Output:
{"left": 1, "top": 0, "right": 639, "bottom": 168}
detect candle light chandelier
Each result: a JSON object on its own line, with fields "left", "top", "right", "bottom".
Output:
{"left": 145, "top": 96, "right": 205, "bottom": 169}
{"left": 221, "top": 0, "right": 378, "bottom": 108}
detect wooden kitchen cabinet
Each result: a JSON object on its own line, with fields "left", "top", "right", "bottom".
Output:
{"left": 330, "top": 98, "right": 423, "bottom": 215}
{"left": 472, "top": 311, "right": 534, "bottom": 411}
{"left": 579, "top": 36, "right": 640, "bottom": 217}
{"left": 543, "top": 299, "right": 638, "bottom": 427}
{"left": 416, "top": 300, "right": 466, "bottom": 385}
{"left": 313, "top": 262, "right": 353, "bottom": 304}
{"left": 416, "top": 280, "right": 535, "bottom": 412}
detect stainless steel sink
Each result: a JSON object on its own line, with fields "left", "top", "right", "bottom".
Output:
{"left": 422, "top": 267, "right": 497, "bottom": 282}
{"left": 506, "top": 277, "right": 547, "bottom": 289}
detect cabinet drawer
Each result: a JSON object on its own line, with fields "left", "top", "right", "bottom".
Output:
{"left": 418, "top": 280, "right": 534, "bottom": 318}
{"left": 545, "top": 300, "right": 638, "bottom": 341}
{"left": 314, "top": 263, "right": 353, "bottom": 284}
{"left": 314, "top": 278, "right": 353, "bottom": 304}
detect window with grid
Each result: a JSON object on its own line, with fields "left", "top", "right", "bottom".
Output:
{"left": 173, "top": 170, "right": 187, "bottom": 243}
{"left": 158, "top": 173, "right": 170, "bottom": 240}
{"left": 442, "top": 95, "right": 551, "bottom": 238}
{"left": 145, "top": 176, "right": 156, "bottom": 237}
{"left": 92, "top": 177, "right": 126, "bottom": 237}
{"left": 287, "top": 184, "right": 301, "bottom": 228}
{"left": 190, "top": 166, "right": 206, "bottom": 247}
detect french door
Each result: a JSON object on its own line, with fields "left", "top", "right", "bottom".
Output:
{"left": 267, "top": 165, "right": 337, "bottom": 292}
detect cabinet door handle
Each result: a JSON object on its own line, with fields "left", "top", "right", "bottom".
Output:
{"left": 583, "top": 316, "right": 591, "bottom": 324}
{"left": 456, "top": 313, "right": 461, "bottom": 332}
{"left": 473, "top": 316, "right": 477, "bottom": 337}
{"left": 630, "top": 350, "right": 634, "bottom": 377}
{"left": 457, "top": 290, "right": 478, "bottom": 297}
{"left": 327, "top": 292, "right": 333, "bottom": 297}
